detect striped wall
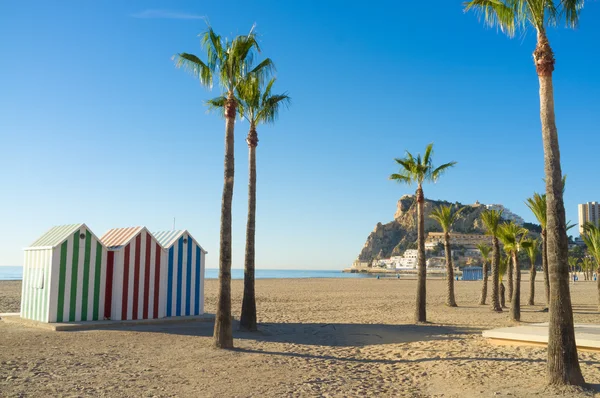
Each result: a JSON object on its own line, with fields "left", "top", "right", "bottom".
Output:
{"left": 165, "top": 233, "right": 205, "bottom": 317}
{"left": 109, "top": 229, "right": 165, "bottom": 321}
{"left": 20, "top": 248, "right": 52, "bottom": 322}
{"left": 21, "top": 227, "right": 108, "bottom": 323}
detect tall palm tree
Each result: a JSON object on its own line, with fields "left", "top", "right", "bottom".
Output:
{"left": 526, "top": 193, "right": 549, "bottom": 305}
{"left": 174, "top": 26, "right": 273, "bottom": 349}
{"left": 464, "top": 0, "right": 585, "bottom": 386}
{"left": 390, "top": 144, "right": 456, "bottom": 322}
{"left": 480, "top": 209, "right": 503, "bottom": 312}
{"left": 477, "top": 243, "right": 492, "bottom": 305}
{"left": 214, "top": 77, "right": 290, "bottom": 331}
{"left": 499, "top": 222, "right": 528, "bottom": 321}
{"left": 582, "top": 223, "right": 600, "bottom": 309}
{"left": 521, "top": 238, "right": 540, "bottom": 305}
{"left": 430, "top": 205, "right": 464, "bottom": 307}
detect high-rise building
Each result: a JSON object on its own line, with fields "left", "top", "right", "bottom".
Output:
{"left": 578, "top": 202, "right": 600, "bottom": 235}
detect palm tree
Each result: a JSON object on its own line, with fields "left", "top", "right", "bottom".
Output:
{"left": 521, "top": 238, "right": 540, "bottom": 305}
{"left": 174, "top": 26, "right": 273, "bottom": 349}
{"left": 568, "top": 257, "right": 577, "bottom": 279}
{"left": 526, "top": 193, "right": 549, "bottom": 306}
{"left": 229, "top": 77, "right": 289, "bottom": 331}
{"left": 582, "top": 257, "right": 593, "bottom": 281}
{"left": 477, "top": 243, "right": 492, "bottom": 305}
{"left": 430, "top": 205, "right": 464, "bottom": 307}
{"left": 480, "top": 209, "right": 503, "bottom": 312}
{"left": 498, "top": 250, "right": 510, "bottom": 309}
{"left": 582, "top": 223, "right": 600, "bottom": 309}
{"left": 498, "top": 222, "right": 528, "bottom": 321}
{"left": 464, "top": 0, "right": 585, "bottom": 386}
{"left": 390, "top": 143, "right": 456, "bottom": 322}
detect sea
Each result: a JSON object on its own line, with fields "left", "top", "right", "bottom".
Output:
{"left": 0, "top": 266, "right": 371, "bottom": 281}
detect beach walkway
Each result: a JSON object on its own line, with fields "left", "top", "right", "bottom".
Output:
{"left": 483, "top": 323, "right": 600, "bottom": 352}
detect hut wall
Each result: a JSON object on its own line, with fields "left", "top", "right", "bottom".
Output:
{"left": 21, "top": 248, "right": 53, "bottom": 322}
{"left": 109, "top": 230, "right": 166, "bottom": 321}
{"left": 165, "top": 233, "right": 205, "bottom": 317}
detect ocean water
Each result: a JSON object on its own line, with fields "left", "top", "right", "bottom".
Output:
{"left": 0, "top": 266, "right": 370, "bottom": 281}
{"left": 0, "top": 266, "right": 23, "bottom": 280}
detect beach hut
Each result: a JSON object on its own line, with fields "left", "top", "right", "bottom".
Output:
{"left": 22, "top": 224, "right": 108, "bottom": 323}
{"left": 154, "top": 230, "right": 207, "bottom": 317}
{"left": 153, "top": 230, "right": 207, "bottom": 317}
{"left": 462, "top": 266, "right": 483, "bottom": 281}
{"left": 100, "top": 227, "right": 166, "bottom": 321}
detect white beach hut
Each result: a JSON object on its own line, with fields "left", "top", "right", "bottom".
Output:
{"left": 21, "top": 224, "right": 108, "bottom": 323}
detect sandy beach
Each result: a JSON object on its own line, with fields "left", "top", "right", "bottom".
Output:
{"left": 2, "top": 276, "right": 600, "bottom": 397}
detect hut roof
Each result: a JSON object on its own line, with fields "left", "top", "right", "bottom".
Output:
{"left": 153, "top": 230, "right": 206, "bottom": 253}
{"left": 100, "top": 226, "right": 144, "bottom": 249}
{"left": 28, "top": 223, "right": 85, "bottom": 249}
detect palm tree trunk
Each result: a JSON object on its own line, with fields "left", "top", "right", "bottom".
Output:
{"left": 528, "top": 258, "right": 536, "bottom": 306}
{"left": 213, "top": 94, "right": 236, "bottom": 349}
{"left": 490, "top": 237, "right": 502, "bottom": 312}
{"left": 415, "top": 185, "right": 427, "bottom": 322}
{"left": 479, "top": 260, "right": 488, "bottom": 305}
{"left": 542, "top": 230, "right": 550, "bottom": 306}
{"left": 499, "top": 282, "right": 506, "bottom": 309}
{"left": 510, "top": 252, "right": 521, "bottom": 322}
{"left": 444, "top": 232, "right": 457, "bottom": 307}
{"left": 535, "top": 30, "right": 584, "bottom": 386}
{"left": 240, "top": 125, "right": 258, "bottom": 331}
{"left": 507, "top": 259, "right": 513, "bottom": 303}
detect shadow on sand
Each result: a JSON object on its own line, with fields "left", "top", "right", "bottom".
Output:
{"left": 98, "top": 320, "right": 479, "bottom": 347}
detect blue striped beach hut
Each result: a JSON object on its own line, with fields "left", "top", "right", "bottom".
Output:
{"left": 153, "top": 230, "right": 207, "bottom": 317}
{"left": 22, "top": 224, "right": 108, "bottom": 323}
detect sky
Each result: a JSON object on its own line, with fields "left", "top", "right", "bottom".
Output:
{"left": 0, "top": 1, "right": 599, "bottom": 270}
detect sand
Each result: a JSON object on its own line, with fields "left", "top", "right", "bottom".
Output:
{"left": 1, "top": 275, "right": 600, "bottom": 397}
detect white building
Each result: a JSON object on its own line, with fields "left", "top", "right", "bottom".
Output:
{"left": 578, "top": 202, "right": 600, "bottom": 235}
{"left": 486, "top": 204, "right": 525, "bottom": 226}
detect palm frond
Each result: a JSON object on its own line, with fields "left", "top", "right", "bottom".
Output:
{"left": 480, "top": 209, "right": 504, "bottom": 236}
{"left": 464, "top": 0, "right": 517, "bottom": 37}
{"left": 431, "top": 161, "right": 458, "bottom": 182}
{"left": 525, "top": 192, "right": 547, "bottom": 229}
{"left": 558, "top": 0, "right": 583, "bottom": 28}
{"left": 173, "top": 53, "right": 213, "bottom": 88}
{"left": 205, "top": 96, "right": 227, "bottom": 118}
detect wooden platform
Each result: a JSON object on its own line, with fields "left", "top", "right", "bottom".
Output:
{"left": 483, "top": 323, "right": 600, "bottom": 352}
{"left": 0, "top": 313, "right": 215, "bottom": 331}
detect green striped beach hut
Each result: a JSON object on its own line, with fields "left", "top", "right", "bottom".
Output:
{"left": 21, "top": 224, "right": 108, "bottom": 323}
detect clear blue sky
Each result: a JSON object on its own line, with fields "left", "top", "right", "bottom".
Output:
{"left": 1, "top": 1, "right": 598, "bottom": 269}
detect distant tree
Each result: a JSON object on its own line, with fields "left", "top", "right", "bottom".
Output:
{"left": 525, "top": 193, "right": 549, "bottom": 306}
{"left": 477, "top": 243, "right": 492, "bottom": 305}
{"left": 498, "top": 222, "right": 528, "bottom": 321}
{"left": 523, "top": 222, "right": 542, "bottom": 234}
{"left": 521, "top": 238, "right": 540, "bottom": 305}
{"left": 430, "top": 205, "right": 464, "bottom": 307}
{"left": 480, "top": 209, "right": 503, "bottom": 312}
{"left": 582, "top": 223, "right": 600, "bottom": 310}
{"left": 390, "top": 143, "right": 456, "bottom": 322}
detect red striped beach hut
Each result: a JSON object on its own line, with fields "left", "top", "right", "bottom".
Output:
{"left": 22, "top": 224, "right": 108, "bottom": 323}
{"left": 100, "top": 227, "right": 166, "bottom": 321}
{"left": 153, "top": 230, "right": 207, "bottom": 317}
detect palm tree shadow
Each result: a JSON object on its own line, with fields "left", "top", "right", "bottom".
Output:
{"left": 101, "top": 321, "right": 479, "bottom": 347}
{"left": 236, "top": 322, "right": 477, "bottom": 347}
